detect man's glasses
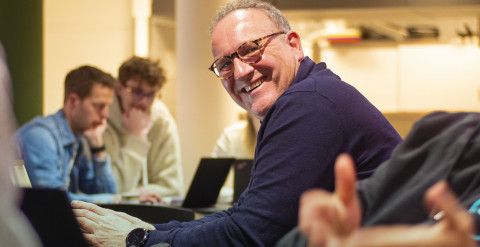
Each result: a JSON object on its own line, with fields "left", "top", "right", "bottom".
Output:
{"left": 209, "top": 31, "right": 286, "bottom": 79}
{"left": 125, "top": 86, "right": 157, "bottom": 100}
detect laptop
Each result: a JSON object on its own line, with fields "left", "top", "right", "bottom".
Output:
{"left": 20, "top": 188, "right": 88, "bottom": 247}
{"left": 10, "top": 160, "right": 32, "bottom": 187}
{"left": 181, "top": 158, "right": 235, "bottom": 209}
{"left": 233, "top": 159, "right": 254, "bottom": 203}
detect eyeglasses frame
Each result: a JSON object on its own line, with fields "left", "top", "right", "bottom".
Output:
{"left": 208, "top": 31, "right": 286, "bottom": 79}
{"left": 124, "top": 85, "right": 158, "bottom": 101}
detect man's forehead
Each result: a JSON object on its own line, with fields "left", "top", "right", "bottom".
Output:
{"left": 214, "top": 9, "right": 273, "bottom": 36}
{"left": 89, "top": 84, "right": 113, "bottom": 94}
{"left": 211, "top": 9, "right": 275, "bottom": 56}
{"left": 83, "top": 85, "right": 113, "bottom": 102}
{"left": 124, "top": 78, "right": 159, "bottom": 91}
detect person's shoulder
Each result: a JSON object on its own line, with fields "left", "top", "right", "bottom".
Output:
{"left": 18, "top": 110, "right": 72, "bottom": 141}
{"left": 421, "top": 111, "right": 480, "bottom": 120}
{"left": 285, "top": 62, "right": 351, "bottom": 100}
{"left": 151, "top": 99, "right": 175, "bottom": 121}
{"left": 16, "top": 116, "right": 60, "bottom": 148}
{"left": 149, "top": 99, "right": 179, "bottom": 135}
{"left": 216, "top": 120, "right": 250, "bottom": 148}
{"left": 18, "top": 113, "right": 57, "bottom": 134}
{"left": 224, "top": 120, "right": 249, "bottom": 133}
{"left": 414, "top": 111, "right": 480, "bottom": 129}
{"left": 402, "top": 111, "right": 480, "bottom": 146}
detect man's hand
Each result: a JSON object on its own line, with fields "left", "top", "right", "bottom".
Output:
{"left": 421, "top": 181, "right": 476, "bottom": 247}
{"left": 299, "top": 154, "right": 361, "bottom": 247}
{"left": 83, "top": 120, "right": 108, "bottom": 158}
{"left": 122, "top": 108, "right": 152, "bottom": 140}
{"left": 112, "top": 194, "right": 122, "bottom": 204}
{"left": 323, "top": 181, "right": 477, "bottom": 247}
{"left": 83, "top": 119, "right": 107, "bottom": 148}
{"left": 72, "top": 200, "right": 155, "bottom": 247}
{"left": 136, "top": 187, "right": 163, "bottom": 204}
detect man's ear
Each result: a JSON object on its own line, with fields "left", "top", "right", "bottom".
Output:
{"left": 64, "top": 93, "right": 80, "bottom": 110}
{"left": 115, "top": 81, "right": 123, "bottom": 95}
{"left": 286, "top": 31, "right": 304, "bottom": 62}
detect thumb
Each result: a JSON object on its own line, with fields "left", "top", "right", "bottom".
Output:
{"left": 424, "top": 181, "right": 468, "bottom": 229}
{"left": 334, "top": 153, "right": 357, "bottom": 204}
{"left": 424, "top": 181, "right": 475, "bottom": 246}
{"left": 424, "top": 181, "right": 451, "bottom": 216}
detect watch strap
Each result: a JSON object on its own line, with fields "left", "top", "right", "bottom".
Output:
{"left": 90, "top": 145, "right": 106, "bottom": 154}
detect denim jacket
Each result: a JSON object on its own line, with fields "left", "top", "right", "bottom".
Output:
{"left": 16, "top": 110, "right": 117, "bottom": 203}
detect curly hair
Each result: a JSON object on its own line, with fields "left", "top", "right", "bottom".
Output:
{"left": 118, "top": 56, "right": 166, "bottom": 89}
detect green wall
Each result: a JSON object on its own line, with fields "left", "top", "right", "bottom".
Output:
{"left": 0, "top": 1, "right": 43, "bottom": 126}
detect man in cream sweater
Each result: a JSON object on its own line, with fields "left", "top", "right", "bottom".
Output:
{"left": 103, "top": 56, "right": 183, "bottom": 203}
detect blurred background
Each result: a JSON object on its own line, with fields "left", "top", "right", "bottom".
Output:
{"left": 1, "top": 0, "right": 480, "bottom": 192}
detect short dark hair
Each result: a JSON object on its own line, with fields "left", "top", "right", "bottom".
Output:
{"left": 64, "top": 65, "right": 115, "bottom": 103}
{"left": 118, "top": 56, "right": 166, "bottom": 89}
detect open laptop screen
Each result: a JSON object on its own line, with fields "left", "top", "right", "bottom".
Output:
{"left": 10, "top": 160, "right": 31, "bottom": 187}
{"left": 182, "top": 158, "right": 235, "bottom": 208}
{"left": 233, "top": 159, "right": 254, "bottom": 203}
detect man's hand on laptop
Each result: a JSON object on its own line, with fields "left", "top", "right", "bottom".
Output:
{"left": 112, "top": 194, "right": 122, "bottom": 203}
{"left": 137, "top": 187, "right": 163, "bottom": 204}
{"left": 72, "top": 200, "right": 155, "bottom": 246}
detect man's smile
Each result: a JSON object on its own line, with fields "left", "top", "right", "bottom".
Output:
{"left": 244, "top": 78, "right": 264, "bottom": 93}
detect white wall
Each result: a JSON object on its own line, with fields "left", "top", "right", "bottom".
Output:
{"left": 43, "top": 0, "right": 134, "bottom": 115}
{"left": 289, "top": 12, "right": 480, "bottom": 113}
{"left": 398, "top": 43, "right": 480, "bottom": 112}
{"left": 150, "top": 16, "right": 177, "bottom": 118}
{"left": 320, "top": 44, "right": 398, "bottom": 112}
{"left": 320, "top": 41, "right": 480, "bottom": 112}
{"left": 176, "top": 0, "right": 243, "bottom": 192}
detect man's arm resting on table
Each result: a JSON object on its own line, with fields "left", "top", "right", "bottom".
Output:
{"left": 72, "top": 200, "right": 155, "bottom": 246}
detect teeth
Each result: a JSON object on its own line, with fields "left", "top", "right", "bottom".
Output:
{"left": 245, "top": 80, "right": 264, "bottom": 93}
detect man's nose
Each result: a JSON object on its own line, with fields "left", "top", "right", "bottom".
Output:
{"left": 100, "top": 107, "right": 109, "bottom": 119}
{"left": 233, "top": 57, "right": 254, "bottom": 79}
{"left": 139, "top": 95, "right": 153, "bottom": 106}
{"left": 135, "top": 97, "right": 153, "bottom": 111}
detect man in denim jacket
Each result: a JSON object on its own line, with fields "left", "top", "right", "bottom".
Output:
{"left": 16, "top": 65, "right": 121, "bottom": 203}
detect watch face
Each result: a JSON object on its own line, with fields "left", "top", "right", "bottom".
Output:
{"left": 126, "top": 228, "right": 149, "bottom": 247}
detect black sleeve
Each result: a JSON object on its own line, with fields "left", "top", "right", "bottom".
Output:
{"left": 357, "top": 112, "right": 480, "bottom": 226}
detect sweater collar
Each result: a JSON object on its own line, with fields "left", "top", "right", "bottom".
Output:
{"left": 107, "top": 94, "right": 129, "bottom": 134}
{"left": 291, "top": 56, "right": 327, "bottom": 86}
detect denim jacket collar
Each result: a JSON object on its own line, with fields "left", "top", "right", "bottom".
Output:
{"left": 54, "top": 109, "right": 79, "bottom": 147}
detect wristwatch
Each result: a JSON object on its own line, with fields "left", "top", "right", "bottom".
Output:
{"left": 126, "top": 228, "right": 151, "bottom": 247}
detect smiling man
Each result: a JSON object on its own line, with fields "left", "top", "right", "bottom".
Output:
{"left": 17, "top": 65, "right": 120, "bottom": 203}
{"left": 72, "top": 1, "right": 401, "bottom": 246}
{"left": 103, "top": 56, "right": 183, "bottom": 204}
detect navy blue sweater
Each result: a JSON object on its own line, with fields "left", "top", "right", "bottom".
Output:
{"left": 145, "top": 57, "right": 401, "bottom": 246}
